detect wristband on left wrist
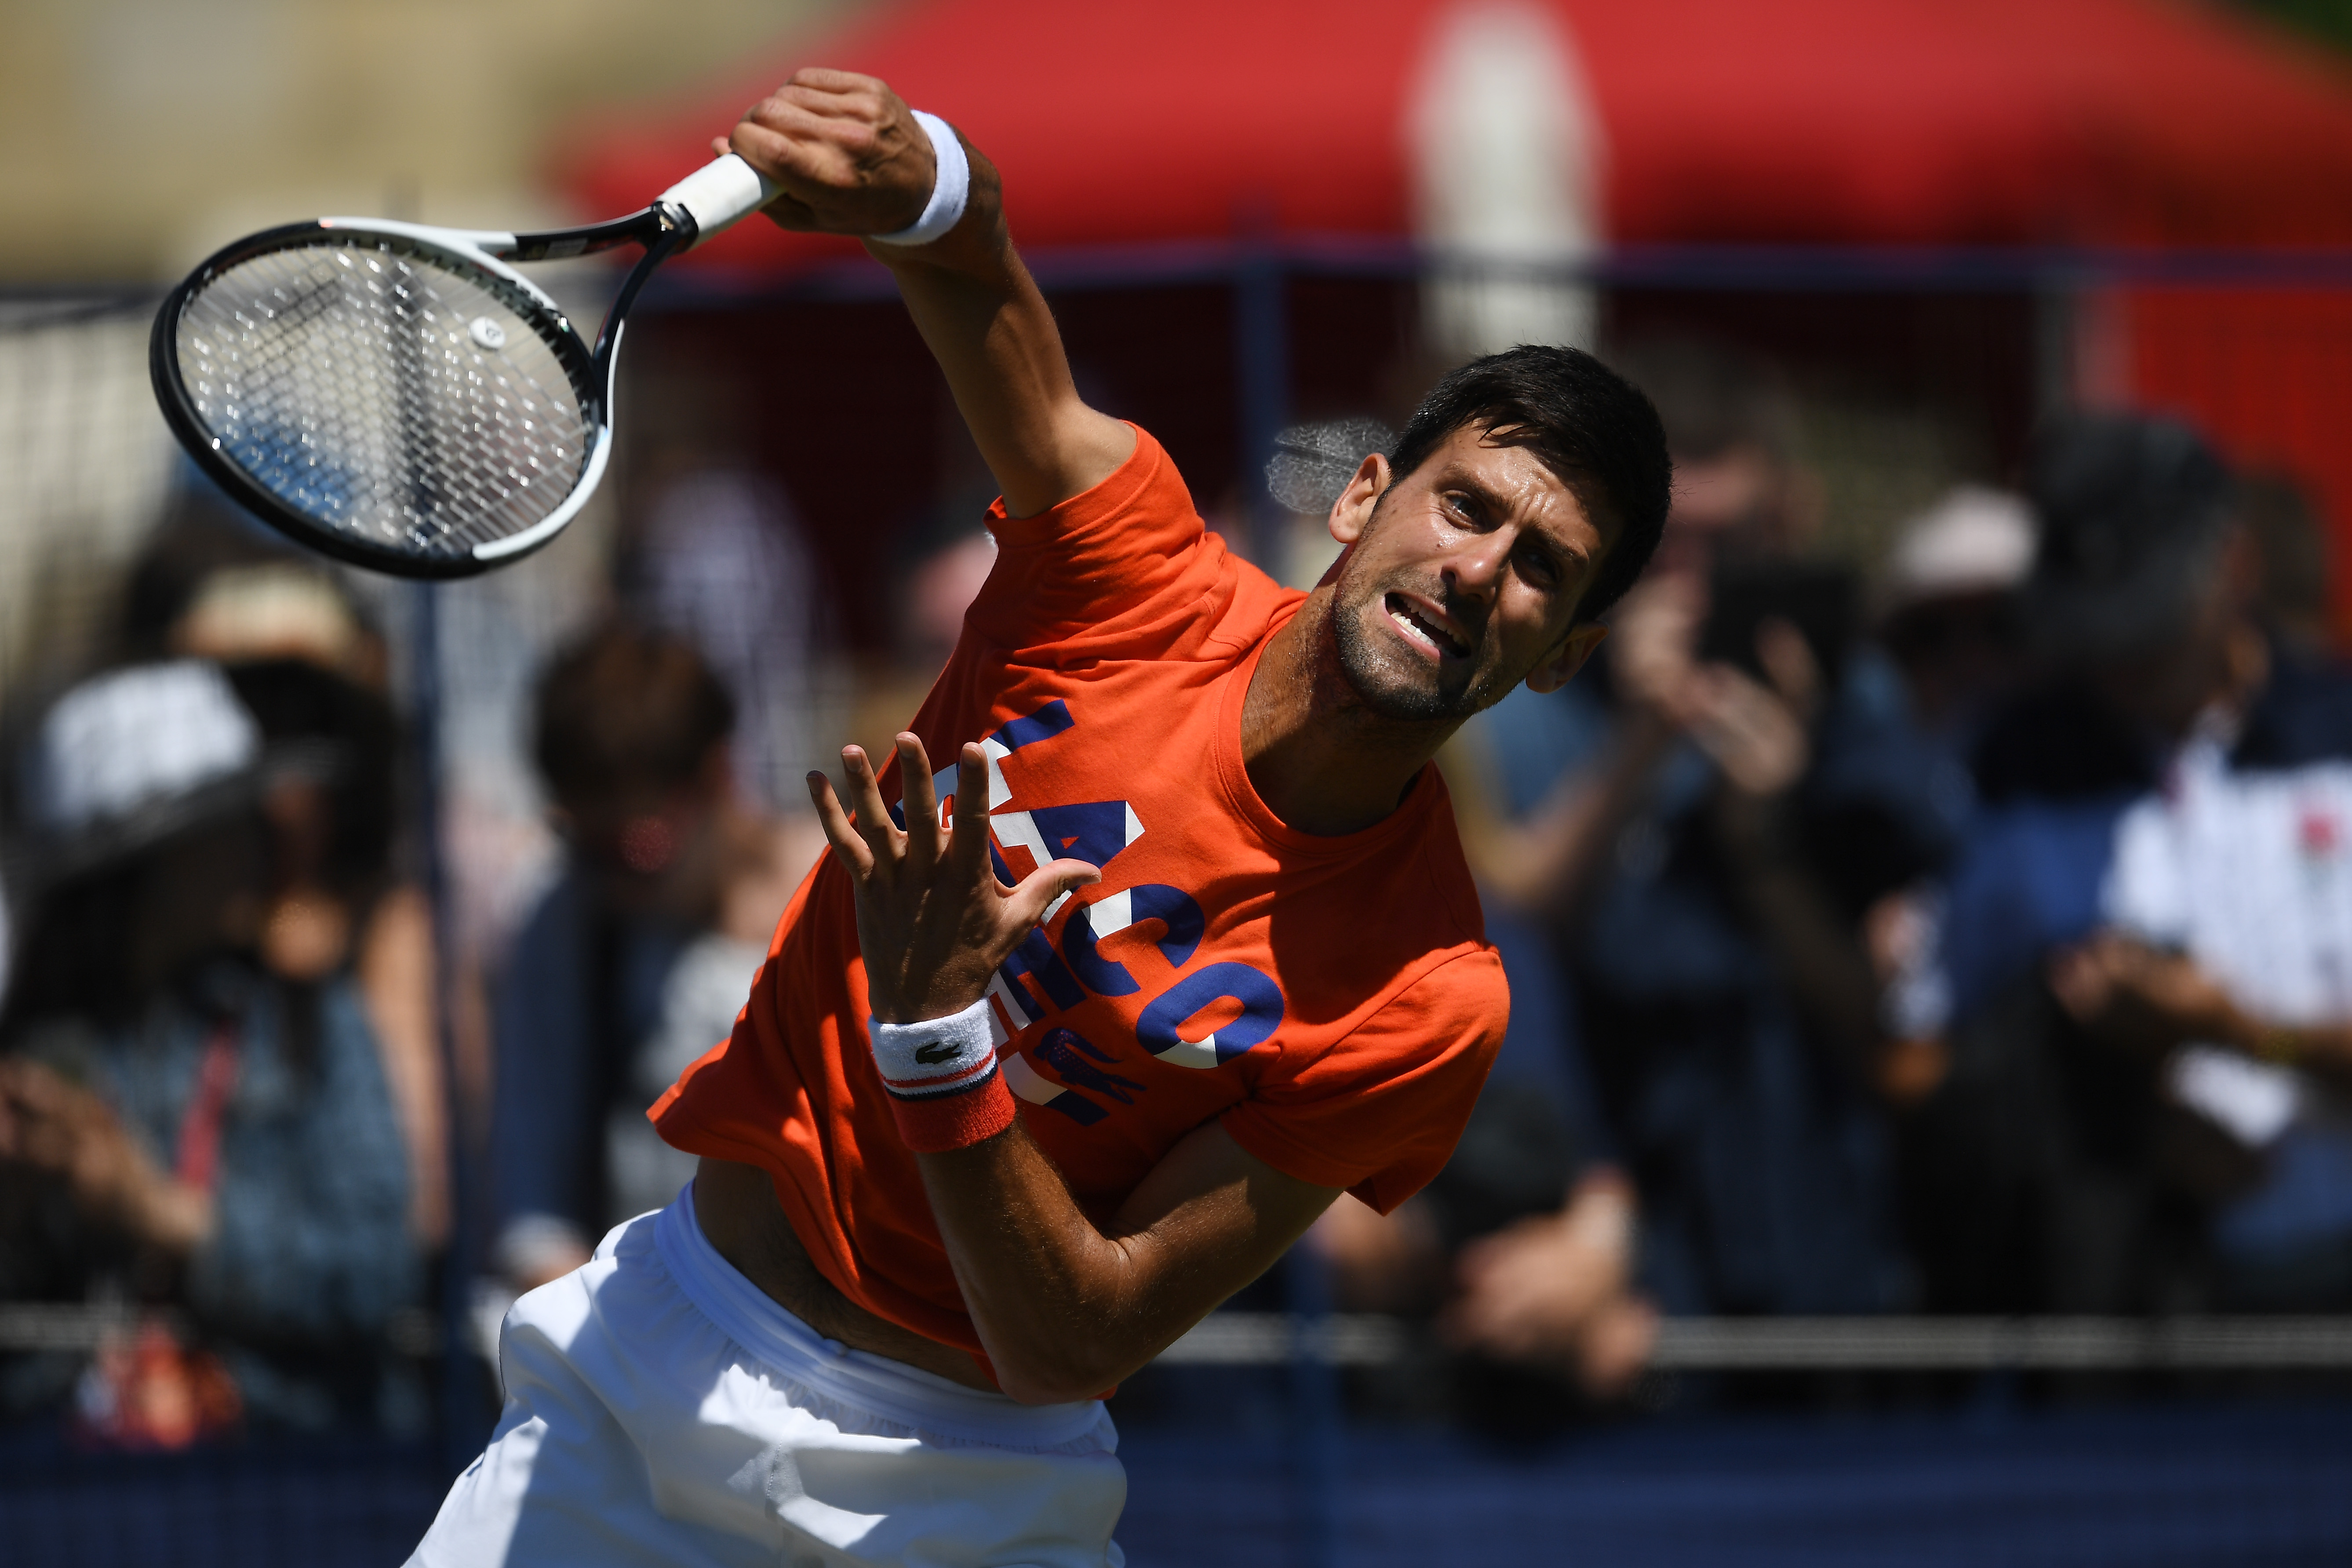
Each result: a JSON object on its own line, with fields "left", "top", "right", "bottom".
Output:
{"left": 866, "top": 997, "right": 1016, "bottom": 1152}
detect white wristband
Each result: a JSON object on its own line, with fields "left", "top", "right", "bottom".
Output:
{"left": 871, "top": 110, "right": 970, "bottom": 248}
{"left": 867, "top": 996, "right": 998, "bottom": 1101}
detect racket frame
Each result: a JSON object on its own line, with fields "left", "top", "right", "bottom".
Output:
{"left": 150, "top": 189, "right": 708, "bottom": 578}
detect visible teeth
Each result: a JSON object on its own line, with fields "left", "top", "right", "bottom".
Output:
{"left": 1390, "top": 599, "right": 1463, "bottom": 657}
{"left": 1390, "top": 604, "right": 1442, "bottom": 653}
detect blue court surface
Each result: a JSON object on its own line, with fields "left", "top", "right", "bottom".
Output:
{"left": 0, "top": 1400, "right": 2344, "bottom": 1565}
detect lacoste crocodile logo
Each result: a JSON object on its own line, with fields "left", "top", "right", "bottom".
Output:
{"left": 913, "top": 1040, "right": 963, "bottom": 1066}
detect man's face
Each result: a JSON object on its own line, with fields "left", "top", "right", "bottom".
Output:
{"left": 1325, "top": 424, "right": 1614, "bottom": 722}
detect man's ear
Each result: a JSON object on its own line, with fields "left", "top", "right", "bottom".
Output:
{"left": 1328, "top": 453, "right": 1390, "bottom": 546}
{"left": 1524, "top": 622, "right": 1608, "bottom": 695}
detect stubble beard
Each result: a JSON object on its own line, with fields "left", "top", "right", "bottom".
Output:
{"left": 1327, "top": 576, "right": 1498, "bottom": 724}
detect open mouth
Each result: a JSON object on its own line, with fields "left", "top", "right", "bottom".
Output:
{"left": 1385, "top": 592, "right": 1471, "bottom": 660}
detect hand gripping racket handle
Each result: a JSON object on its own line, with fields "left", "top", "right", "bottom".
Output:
{"left": 657, "top": 154, "right": 778, "bottom": 248}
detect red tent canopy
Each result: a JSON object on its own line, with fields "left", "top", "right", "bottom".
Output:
{"left": 561, "top": 0, "right": 2352, "bottom": 633}
{"left": 561, "top": 0, "right": 2352, "bottom": 266}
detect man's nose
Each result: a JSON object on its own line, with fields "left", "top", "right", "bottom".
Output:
{"left": 1441, "top": 530, "right": 1512, "bottom": 601}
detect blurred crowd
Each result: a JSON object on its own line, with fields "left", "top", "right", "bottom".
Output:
{"left": 3, "top": 334, "right": 2350, "bottom": 1450}
{"left": 1317, "top": 340, "right": 2352, "bottom": 1428}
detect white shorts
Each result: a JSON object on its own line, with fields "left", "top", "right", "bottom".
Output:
{"left": 408, "top": 1187, "right": 1126, "bottom": 1568}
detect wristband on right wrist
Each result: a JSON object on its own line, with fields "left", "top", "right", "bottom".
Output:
{"left": 867, "top": 997, "right": 1016, "bottom": 1152}
{"left": 871, "top": 109, "right": 970, "bottom": 248}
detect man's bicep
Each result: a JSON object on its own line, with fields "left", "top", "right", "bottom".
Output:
{"left": 966, "top": 423, "right": 1216, "bottom": 647}
{"left": 994, "top": 404, "right": 1136, "bottom": 521}
{"left": 1112, "top": 1121, "right": 1343, "bottom": 1324}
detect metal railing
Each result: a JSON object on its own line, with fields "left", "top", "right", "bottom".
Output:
{"left": 1161, "top": 1311, "right": 2352, "bottom": 1371}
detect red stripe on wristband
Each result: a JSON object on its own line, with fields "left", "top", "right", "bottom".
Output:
{"left": 876, "top": 1052, "right": 999, "bottom": 1097}
{"left": 887, "top": 1065, "right": 1017, "bottom": 1153}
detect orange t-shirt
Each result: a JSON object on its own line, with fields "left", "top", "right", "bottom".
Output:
{"left": 651, "top": 426, "right": 1506, "bottom": 1362}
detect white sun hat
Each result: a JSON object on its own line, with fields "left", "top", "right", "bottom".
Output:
{"left": 18, "top": 661, "right": 265, "bottom": 887}
{"left": 1878, "top": 486, "right": 2036, "bottom": 614}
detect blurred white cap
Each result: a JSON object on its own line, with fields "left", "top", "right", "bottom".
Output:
{"left": 1879, "top": 486, "right": 2035, "bottom": 611}
{"left": 28, "top": 662, "right": 260, "bottom": 840}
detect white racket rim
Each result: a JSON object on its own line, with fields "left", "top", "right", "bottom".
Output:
{"left": 473, "top": 420, "right": 614, "bottom": 563}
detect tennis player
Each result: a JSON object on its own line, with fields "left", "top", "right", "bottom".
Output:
{"left": 411, "top": 69, "right": 1669, "bottom": 1567}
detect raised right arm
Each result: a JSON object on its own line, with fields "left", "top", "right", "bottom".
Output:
{"left": 726, "top": 69, "right": 1134, "bottom": 518}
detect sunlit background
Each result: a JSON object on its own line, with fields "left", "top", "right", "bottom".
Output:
{"left": 7, "top": 0, "right": 2352, "bottom": 1562}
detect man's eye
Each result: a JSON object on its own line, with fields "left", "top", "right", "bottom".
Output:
{"left": 1519, "top": 547, "right": 1559, "bottom": 586}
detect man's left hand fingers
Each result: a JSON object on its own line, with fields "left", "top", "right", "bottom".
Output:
{"left": 896, "top": 733, "right": 943, "bottom": 867}
{"left": 838, "top": 746, "right": 904, "bottom": 862}
{"left": 949, "top": 743, "right": 995, "bottom": 880}
{"left": 1003, "top": 857, "right": 1101, "bottom": 932}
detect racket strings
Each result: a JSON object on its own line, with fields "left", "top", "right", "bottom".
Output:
{"left": 174, "top": 238, "right": 594, "bottom": 563}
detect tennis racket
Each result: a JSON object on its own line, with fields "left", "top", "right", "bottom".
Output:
{"left": 149, "top": 156, "right": 777, "bottom": 578}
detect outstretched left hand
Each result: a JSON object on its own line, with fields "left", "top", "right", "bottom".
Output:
{"left": 808, "top": 733, "right": 1099, "bottom": 1024}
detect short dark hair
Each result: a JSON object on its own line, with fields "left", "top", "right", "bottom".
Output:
{"left": 534, "top": 622, "right": 735, "bottom": 811}
{"left": 1387, "top": 345, "right": 1673, "bottom": 622}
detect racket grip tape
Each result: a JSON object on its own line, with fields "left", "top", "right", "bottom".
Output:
{"left": 660, "top": 154, "right": 779, "bottom": 247}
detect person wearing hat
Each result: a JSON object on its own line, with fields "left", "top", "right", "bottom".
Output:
{"left": 0, "top": 661, "right": 421, "bottom": 1444}
{"left": 1872, "top": 486, "right": 2035, "bottom": 746}
{"left": 114, "top": 504, "right": 447, "bottom": 1253}
{"left": 1883, "top": 412, "right": 2352, "bottom": 1315}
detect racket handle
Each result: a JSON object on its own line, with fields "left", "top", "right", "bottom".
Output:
{"left": 659, "top": 154, "right": 778, "bottom": 247}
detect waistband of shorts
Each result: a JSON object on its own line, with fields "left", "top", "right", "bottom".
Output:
{"left": 653, "top": 1183, "right": 1112, "bottom": 1451}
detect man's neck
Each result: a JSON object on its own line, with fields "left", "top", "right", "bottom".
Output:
{"left": 1240, "top": 588, "right": 1458, "bottom": 837}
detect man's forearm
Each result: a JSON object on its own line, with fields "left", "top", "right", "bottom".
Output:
{"left": 867, "top": 147, "right": 1132, "bottom": 518}
{"left": 914, "top": 1124, "right": 1194, "bottom": 1403}
{"left": 912, "top": 1117, "right": 1333, "bottom": 1404}
{"left": 727, "top": 73, "right": 1132, "bottom": 517}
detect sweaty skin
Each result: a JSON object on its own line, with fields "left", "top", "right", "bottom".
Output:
{"left": 701, "top": 68, "right": 1621, "bottom": 1403}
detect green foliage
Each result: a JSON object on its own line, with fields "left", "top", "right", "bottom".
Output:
{"left": 2236, "top": 0, "right": 2352, "bottom": 55}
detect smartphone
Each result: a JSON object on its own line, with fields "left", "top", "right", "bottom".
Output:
{"left": 1698, "top": 560, "right": 1858, "bottom": 682}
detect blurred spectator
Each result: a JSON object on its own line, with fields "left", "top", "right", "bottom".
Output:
{"left": 484, "top": 624, "right": 808, "bottom": 1301}
{"left": 851, "top": 509, "right": 1001, "bottom": 761}
{"left": 1861, "top": 487, "right": 2035, "bottom": 1104}
{"left": 1872, "top": 486, "right": 2035, "bottom": 744}
{"left": 1451, "top": 341, "right": 1944, "bottom": 1321}
{"left": 114, "top": 508, "right": 445, "bottom": 1248}
{"left": 119, "top": 503, "right": 389, "bottom": 688}
{"left": 0, "top": 662, "right": 421, "bottom": 1443}
{"left": 624, "top": 467, "right": 820, "bottom": 811}
{"left": 2240, "top": 471, "right": 2335, "bottom": 658}
{"left": 1888, "top": 414, "right": 2352, "bottom": 1313}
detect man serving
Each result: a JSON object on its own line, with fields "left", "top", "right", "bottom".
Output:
{"left": 413, "top": 68, "right": 1669, "bottom": 1568}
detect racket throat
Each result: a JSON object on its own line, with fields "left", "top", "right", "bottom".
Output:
{"left": 586, "top": 212, "right": 692, "bottom": 399}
